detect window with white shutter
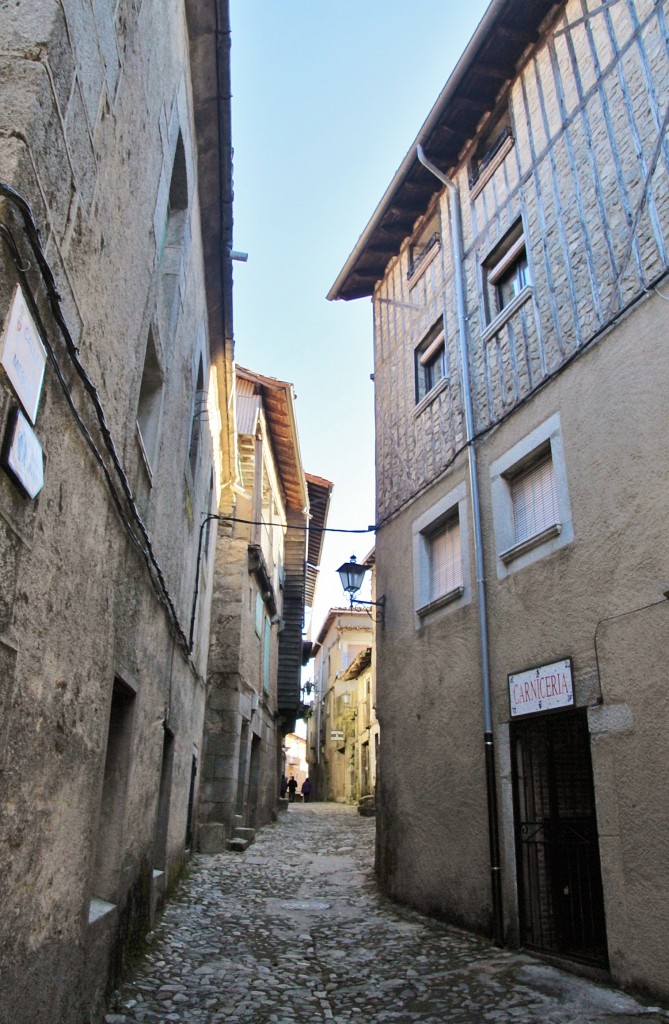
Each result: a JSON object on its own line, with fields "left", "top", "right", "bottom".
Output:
{"left": 412, "top": 482, "right": 470, "bottom": 624}
{"left": 511, "top": 454, "right": 559, "bottom": 544}
{"left": 490, "top": 414, "right": 574, "bottom": 578}
{"left": 429, "top": 517, "right": 462, "bottom": 602}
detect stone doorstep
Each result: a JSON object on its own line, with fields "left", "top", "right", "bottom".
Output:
{"left": 233, "top": 827, "right": 256, "bottom": 842}
{"left": 225, "top": 837, "right": 250, "bottom": 853}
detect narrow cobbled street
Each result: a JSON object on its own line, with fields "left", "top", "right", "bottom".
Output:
{"left": 109, "top": 805, "right": 669, "bottom": 1024}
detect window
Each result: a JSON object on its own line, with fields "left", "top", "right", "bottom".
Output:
{"left": 161, "top": 132, "right": 189, "bottom": 328}
{"left": 262, "top": 614, "right": 271, "bottom": 695}
{"left": 408, "top": 211, "right": 440, "bottom": 279}
{"left": 415, "top": 321, "right": 447, "bottom": 404}
{"left": 469, "top": 105, "right": 514, "bottom": 193}
{"left": 427, "top": 516, "right": 463, "bottom": 603}
{"left": 188, "top": 356, "right": 206, "bottom": 477}
{"left": 412, "top": 482, "right": 470, "bottom": 624}
{"left": 483, "top": 221, "right": 530, "bottom": 323}
{"left": 510, "top": 450, "right": 559, "bottom": 546}
{"left": 490, "top": 413, "right": 573, "bottom": 578}
{"left": 136, "top": 328, "right": 164, "bottom": 475}
{"left": 255, "top": 590, "right": 263, "bottom": 637}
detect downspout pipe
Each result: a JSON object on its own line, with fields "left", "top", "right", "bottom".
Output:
{"left": 416, "top": 145, "right": 504, "bottom": 946}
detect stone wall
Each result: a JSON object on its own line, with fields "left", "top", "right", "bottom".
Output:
{"left": 0, "top": 1, "right": 227, "bottom": 1019}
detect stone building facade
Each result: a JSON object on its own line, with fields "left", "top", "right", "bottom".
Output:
{"left": 198, "top": 366, "right": 329, "bottom": 849}
{"left": 330, "top": 0, "right": 669, "bottom": 1000}
{"left": 339, "top": 647, "right": 378, "bottom": 802}
{"left": 0, "top": 1, "right": 234, "bottom": 1020}
{"left": 307, "top": 609, "right": 374, "bottom": 803}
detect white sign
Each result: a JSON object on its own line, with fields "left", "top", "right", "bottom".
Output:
{"left": 1, "top": 285, "right": 47, "bottom": 423}
{"left": 3, "top": 409, "right": 44, "bottom": 499}
{"left": 508, "top": 658, "right": 574, "bottom": 718}
{"left": 330, "top": 730, "right": 345, "bottom": 742}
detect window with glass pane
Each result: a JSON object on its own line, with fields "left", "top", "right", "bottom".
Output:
{"left": 429, "top": 517, "right": 462, "bottom": 601}
{"left": 495, "top": 250, "right": 528, "bottom": 313}
{"left": 511, "top": 454, "right": 559, "bottom": 544}
{"left": 415, "top": 322, "right": 447, "bottom": 403}
{"left": 483, "top": 220, "right": 530, "bottom": 322}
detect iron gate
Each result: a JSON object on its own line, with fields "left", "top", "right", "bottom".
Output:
{"left": 511, "top": 710, "right": 608, "bottom": 967}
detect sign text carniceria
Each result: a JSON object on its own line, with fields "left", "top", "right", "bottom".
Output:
{"left": 508, "top": 658, "right": 574, "bottom": 718}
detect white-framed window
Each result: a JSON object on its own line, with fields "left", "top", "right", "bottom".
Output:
{"left": 428, "top": 516, "right": 462, "bottom": 602}
{"left": 481, "top": 220, "right": 531, "bottom": 331}
{"left": 415, "top": 320, "right": 448, "bottom": 405}
{"left": 412, "top": 481, "right": 470, "bottom": 626}
{"left": 490, "top": 413, "right": 573, "bottom": 578}
{"left": 510, "top": 451, "right": 559, "bottom": 545}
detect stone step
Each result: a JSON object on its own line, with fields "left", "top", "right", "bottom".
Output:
{"left": 233, "top": 827, "right": 256, "bottom": 843}
{"left": 226, "top": 837, "right": 250, "bottom": 853}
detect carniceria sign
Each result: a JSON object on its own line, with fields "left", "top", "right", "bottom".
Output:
{"left": 508, "top": 658, "right": 574, "bottom": 718}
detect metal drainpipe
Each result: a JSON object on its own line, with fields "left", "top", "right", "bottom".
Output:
{"left": 417, "top": 145, "right": 504, "bottom": 946}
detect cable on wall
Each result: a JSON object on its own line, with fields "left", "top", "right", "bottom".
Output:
{"left": 0, "top": 183, "right": 191, "bottom": 656}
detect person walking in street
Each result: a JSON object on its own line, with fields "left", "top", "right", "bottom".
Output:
{"left": 287, "top": 776, "right": 298, "bottom": 802}
{"left": 301, "top": 777, "right": 311, "bottom": 802}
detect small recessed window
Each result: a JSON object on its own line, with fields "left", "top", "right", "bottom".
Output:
{"left": 412, "top": 482, "right": 470, "bottom": 624}
{"left": 415, "top": 321, "right": 447, "bottom": 403}
{"left": 483, "top": 221, "right": 530, "bottom": 323}
{"left": 428, "top": 516, "right": 462, "bottom": 603}
{"left": 490, "top": 413, "right": 573, "bottom": 577}
{"left": 136, "top": 328, "right": 164, "bottom": 474}
{"left": 510, "top": 450, "right": 559, "bottom": 545}
{"left": 408, "top": 211, "right": 440, "bottom": 279}
{"left": 188, "top": 356, "right": 206, "bottom": 478}
{"left": 469, "top": 106, "right": 513, "bottom": 192}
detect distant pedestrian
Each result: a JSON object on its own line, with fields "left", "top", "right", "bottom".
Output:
{"left": 280, "top": 774, "right": 287, "bottom": 798}
{"left": 287, "top": 776, "right": 298, "bottom": 802}
{"left": 301, "top": 777, "right": 312, "bottom": 802}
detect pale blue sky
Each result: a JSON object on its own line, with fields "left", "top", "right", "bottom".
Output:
{"left": 228, "top": 1, "right": 491, "bottom": 632}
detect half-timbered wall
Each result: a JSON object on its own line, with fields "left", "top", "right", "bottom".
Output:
{"left": 374, "top": 0, "right": 669, "bottom": 522}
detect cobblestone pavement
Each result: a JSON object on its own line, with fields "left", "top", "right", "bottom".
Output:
{"left": 108, "top": 804, "right": 669, "bottom": 1024}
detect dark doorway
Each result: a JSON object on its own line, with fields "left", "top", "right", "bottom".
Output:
{"left": 154, "top": 727, "right": 175, "bottom": 870}
{"left": 247, "top": 735, "right": 261, "bottom": 826}
{"left": 511, "top": 710, "right": 608, "bottom": 967}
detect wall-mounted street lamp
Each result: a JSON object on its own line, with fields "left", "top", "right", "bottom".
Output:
{"left": 336, "top": 555, "right": 385, "bottom": 625}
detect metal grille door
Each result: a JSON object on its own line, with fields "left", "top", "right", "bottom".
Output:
{"left": 512, "top": 711, "right": 608, "bottom": 967}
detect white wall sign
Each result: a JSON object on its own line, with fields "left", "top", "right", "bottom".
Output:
{"left": 1, "top": 285, "right": 47, "bottom": 424}
{"left": 2, "top": 408, "right": 44, "bottom": 499}
{"left": 330, "top": 730, "right": 345, "bottom": 742}
{"left": 509, "top": 658, "right": 574, "bottom": 718}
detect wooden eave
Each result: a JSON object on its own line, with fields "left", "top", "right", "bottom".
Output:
{"left": 305, "top": 474, "right": 333, "bottom": 607}
{"left": 235, "top": 366, "right": 308, "bottom": 512}
{"left": 328, "top": 0, "right": 561, "bottom": 302}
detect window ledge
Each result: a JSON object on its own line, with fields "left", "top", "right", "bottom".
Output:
{"left": 481, "top": 285, "right": 533, "bottom": 344}
{"left": 407, "top": 239, "right": 441, "bottom": 284}
{"left": 499, "top": 522, "right": 561, "bottom": 565}
{"left": 414, "top": 375, "right": 450, "bottom": 417}
{"left": 470, "top": 135, "right": 515, "bottom": 200}
{"left": 417, "top": 585, "right": 465, "bottom": 618}
{"left": 135, "top": 424, "right": 154, "bottom": 485}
